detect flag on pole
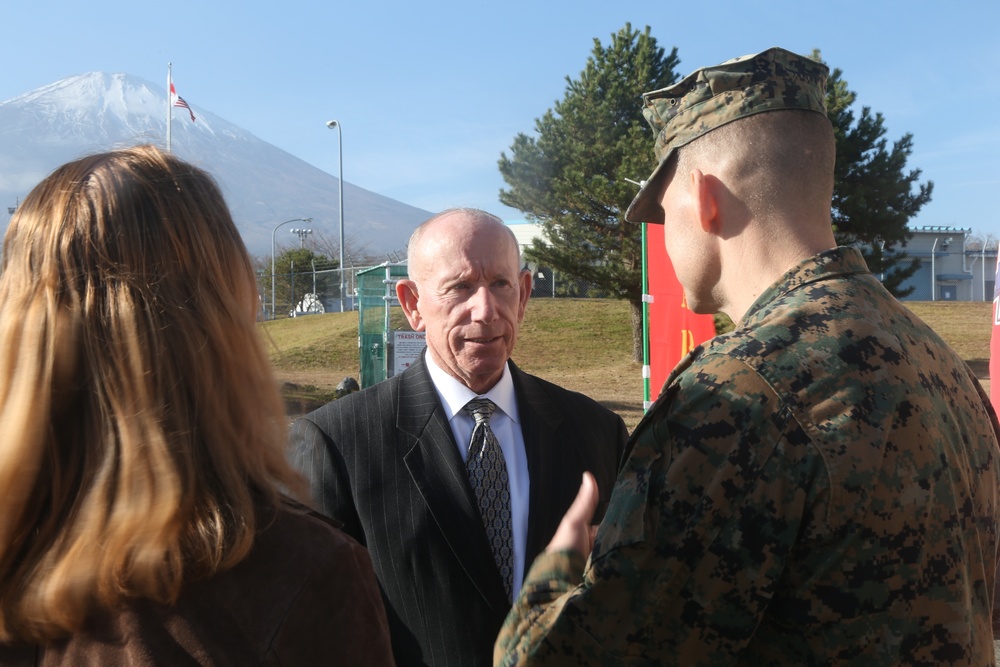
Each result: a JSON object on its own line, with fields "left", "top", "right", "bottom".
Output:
{"left": 169, "top": 82, "right": 196, "bottom": 122}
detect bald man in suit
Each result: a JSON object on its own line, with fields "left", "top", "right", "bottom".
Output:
{"left": 290, "top": 208, "right": 627, "bottom": 667}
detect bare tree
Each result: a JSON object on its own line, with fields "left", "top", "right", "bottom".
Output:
{"left": 965, "top": 232, "right": 999, "bottom": 252}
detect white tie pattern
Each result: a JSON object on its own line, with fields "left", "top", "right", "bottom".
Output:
{"left": 464, "top": 398, "right": 513, "bottom": 599}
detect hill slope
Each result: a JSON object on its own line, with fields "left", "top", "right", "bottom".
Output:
{"left": 262, "top": 299, "right": 994, "bottom": 431}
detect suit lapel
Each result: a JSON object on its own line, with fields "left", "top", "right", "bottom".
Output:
{"left": 511, "top": 362, "right": 584, "bottom": 572}
{"left": 397, "top": 357, "right": 509, "bottom": 611}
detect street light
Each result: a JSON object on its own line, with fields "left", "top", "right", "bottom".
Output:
{"left": 930, "top": 235, "right": 954, "bottom": 301}
{"left": 931, "top": 237, "right": 939, "bottom": 302}
{"left": 326, "top": 119, "right": 346, "bottom": 312}
{"left": 271, "top": 217, "right": 312, "bottom": 319}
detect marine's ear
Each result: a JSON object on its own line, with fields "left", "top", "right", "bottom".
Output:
{"left": 690, "top": 168, "right": 720, "bottom": 235}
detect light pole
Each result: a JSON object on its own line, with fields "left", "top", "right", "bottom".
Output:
{"left": 931, "top": 237, "right": 939, "bottom": 302}
{"left": 290, "top": 260, "right": 295, "bottom": 317}
{"left": 878, "top": 239, "right": 886, "bottom": 282}
{"left": 930, "top": 236, "right": 953, "bottom": 302}
{"left": 290, "top": 227, "right": 312, "bottom": 248}
{"left": 271, "top": 217, "right": 312, "bottom": 320}
{"left": 326, "top": 119, "right": 346, "bottom": 312}
{"left": 981, "top": 244, "right": 987, "bottom": 302}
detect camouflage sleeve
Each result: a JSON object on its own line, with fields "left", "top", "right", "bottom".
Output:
{"left": 494, "top": 550, "right": 587, "bottom": 664}
{"left": 494, "top": 353, "right": 825, "bottom": 665}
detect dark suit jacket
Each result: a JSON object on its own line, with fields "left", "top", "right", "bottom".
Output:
{"left": 290, "top": 356, "right": 627, "bottom": 667}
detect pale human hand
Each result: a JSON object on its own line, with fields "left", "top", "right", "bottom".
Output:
{"left": 545, "top": 471, "right": 599, "bottom": 557}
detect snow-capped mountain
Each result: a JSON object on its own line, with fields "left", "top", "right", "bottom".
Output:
{"left": 0, "top": 72, "right": 431, "bottom": 258}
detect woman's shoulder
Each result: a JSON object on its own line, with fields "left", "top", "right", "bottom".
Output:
{"left": 251, "top": 496, "right": 366, "bottom": 565}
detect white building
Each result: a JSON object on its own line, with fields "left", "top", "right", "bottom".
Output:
{"left": 506, "top": 220, "right": 556, "bottom": 297}
{"left": 893, "top": 226, "right": 996, "bottom": 301}
{"left": 506, "top": 219, "right": 545, "bottom": 255}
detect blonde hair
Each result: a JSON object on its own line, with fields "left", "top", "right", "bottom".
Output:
{"left": 0, "top": 145, "right": 304, "bottom": 643}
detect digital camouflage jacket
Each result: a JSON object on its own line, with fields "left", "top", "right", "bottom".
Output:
{"left": 496, "top": 247, "right": 1000, "bottom": 666}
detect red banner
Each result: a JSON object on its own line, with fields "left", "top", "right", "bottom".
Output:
{"left": 990, "top": 255, "right": 1000, "bottom": 416}
{"left": 646, "top": 223, "right": 717, "bottom": 400}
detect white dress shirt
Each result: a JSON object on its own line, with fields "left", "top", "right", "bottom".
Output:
{"left": 424, "top": 354, "right": 529, "bottom": 599}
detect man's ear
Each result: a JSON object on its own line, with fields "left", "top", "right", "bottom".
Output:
{"left": 690, "top": 168, "right": 720, "bottom": 235}
{"left": 396, "top": 279, "right": 425, "bottom": 331}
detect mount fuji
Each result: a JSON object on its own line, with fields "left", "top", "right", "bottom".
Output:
{"left": 0, "top": 72, "right": 432, "bottom": 259}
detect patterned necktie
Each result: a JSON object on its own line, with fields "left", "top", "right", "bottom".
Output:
{"left": 464, "top": 398, "right": 513, "bottom": 600}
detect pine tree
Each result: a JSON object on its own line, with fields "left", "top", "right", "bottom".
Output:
{"left": 500, "top": 38, "right": 933, "bottom": 359}
{"left": 499, "top": 24, "right": 679, "bottom": 361}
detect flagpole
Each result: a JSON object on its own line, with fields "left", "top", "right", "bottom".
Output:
{"left": 166, "top": 63, "right": 172, "bottom": 153}
{"left": 641, "top": 222, "right": 651, "bottom": 411}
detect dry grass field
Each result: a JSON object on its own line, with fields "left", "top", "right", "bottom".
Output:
{"left": 262, "top": 299, "right": 995, "bottom": 432}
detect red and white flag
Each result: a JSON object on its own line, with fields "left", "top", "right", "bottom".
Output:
{"left": 169, "top": 82, "right": 196, "bottom": 122}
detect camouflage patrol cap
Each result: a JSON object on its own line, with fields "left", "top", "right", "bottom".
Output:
{"left": 624, "top": 47, "right": 829, "bottom": 224}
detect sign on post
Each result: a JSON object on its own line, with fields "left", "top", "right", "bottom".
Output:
{"left": 393, "top": 330, "right": 427, "bottom": 377}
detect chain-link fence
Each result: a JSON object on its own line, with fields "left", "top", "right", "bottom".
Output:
{"left": 356, "top": 263, "right": 414, "bottom": 387}
{"left": 260, "top": 264, "right": 615, "bottom": 320}
{"left": 260, "top": 261, "right": 619, "bottom": 389}
{"left": 528, "top": 268, "right": 616, "bottom": 299}
{"left": 258, "top": 266, "right": 360, "bottom": 319}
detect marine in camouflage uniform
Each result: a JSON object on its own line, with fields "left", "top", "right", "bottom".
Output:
{"left": 495, "top": 47, "right": 1000, "bottom": 666}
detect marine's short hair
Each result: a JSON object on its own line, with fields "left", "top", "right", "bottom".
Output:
{"left": 626, "top": 47, "right": 830, "bottom": 224}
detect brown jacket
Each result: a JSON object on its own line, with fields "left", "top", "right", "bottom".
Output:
{"left": 0, "top": 499, "right": 394, "bottom": 666}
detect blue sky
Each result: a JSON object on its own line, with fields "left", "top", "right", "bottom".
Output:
{"left": 3, "top": 1, "right": 999, "bottom": 239}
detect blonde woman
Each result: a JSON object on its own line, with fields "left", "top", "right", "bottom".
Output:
{"left": 0, "top": 146, "right": 393, "bottom": 665}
